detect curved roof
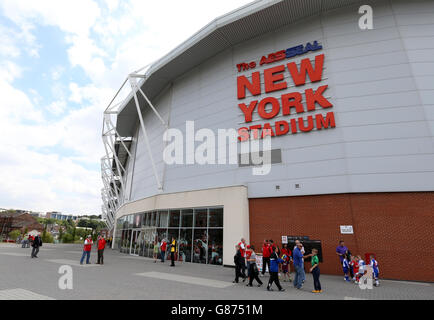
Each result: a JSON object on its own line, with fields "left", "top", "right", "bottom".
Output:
{"left": 116, "top": 0, "right": 364, "bottom": 136}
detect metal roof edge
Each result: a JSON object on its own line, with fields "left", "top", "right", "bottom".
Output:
{"left": 115, "top": 0, "right": 282, "bottom": 116}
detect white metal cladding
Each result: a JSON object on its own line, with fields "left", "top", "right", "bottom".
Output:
{"left": 115, "top": 0, "right": 367, "bottom": 137}
{"left": 103, "top": 0, "right": 434, "bottom": 212}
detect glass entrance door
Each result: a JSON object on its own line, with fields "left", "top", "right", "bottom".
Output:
{"left": 130, "top": 230, "right": 140, "bottom": 255}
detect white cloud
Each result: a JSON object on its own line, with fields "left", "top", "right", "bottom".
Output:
{"left": 0, "top": 0, "right": 253, "bottom": 215}
{"left": 0, "top": 0, "right": 100, "bottom": 37}
{"left": 46, "top": 100, "right": 67, "bottom": 116}
{"left": 0, "top": 79, "right": 103, "bottom": 213}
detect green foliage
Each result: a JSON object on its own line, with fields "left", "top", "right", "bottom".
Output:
{"left": 41, "top": 231, "right": 54, "bottom": 243}
{"left": 62, "top": 233, "right": 74, "bottom": 243}
{"left": 29, "top": 216, "right": 105, "bottom": 245}
{"left": 58, "top": 227, "right": 64, "bottom": 242}
{"left": 77, "top": 219, "right": 106, "bottom": 231}
{"left": 9, "top": 230, "right": 21, "bottom": 240}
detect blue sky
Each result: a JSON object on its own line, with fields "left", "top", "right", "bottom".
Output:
{"left": 0, "top": 0, "right": 251, "bottom": 215}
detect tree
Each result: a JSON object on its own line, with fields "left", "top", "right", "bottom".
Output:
{"left": 58, "top": 227, "right": 64, "bottom": 242}
{"left": 62, "top": 233, "right": 73, "bottom": 243}
{"left": 41, "top": 231, "right": 54, "bottom": 243}
{"left": 9, "top": 230, "right": 21, "bottom": 240}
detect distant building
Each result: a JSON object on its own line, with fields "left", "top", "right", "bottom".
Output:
{"left": 0, "top": 211, "right": 44, "bottom": 237}
{"left": 46, "top": 212, "right": 78, "bottom": 221}
{"left": 29, "top": 212, "right": 45, "bottom": 218}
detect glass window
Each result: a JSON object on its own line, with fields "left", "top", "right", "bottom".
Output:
{"left": 138, "top": 230, "right": 145, "bottom": 257}
{"left": 208, "top": 229, "right": 223, "bottom": 265}
{"left": 154, "top": 211, "right": 159, "bottom": 227}
{"left": 116, "top": 207, "right": 223, "bottom": 266}
{"left": 147, "top": 212, "right": 153, "bottom": 227}
{"left": 128, "top": 214, "right": 134, "bottom": 228}
{"left": 194, "top": 209, "right": 207, "bottom": 228}
{"left": 148, "top": 212, "right": 153, "bottom": 227}
{"left": 181, "top": 209, "right": 193, "bottom": 227}
{"left": 149, "top": 211, "right": 157, "bottom": 227}
{"left": 193, "top": 229, "right": 208, "bottom": 264}
{"left": 117, "top": 217, "right": 123, "bottom": 230}
{"left": 169, "top": 210, "right": 180, "bottom": 228}
{"left": 134, "top": 214, "right": 142, "bottom": 228}
{"left": 157, "top": 228, "right": 168, "bottom": 244}
{"left": 208, "top": 208, "right": 223, "bottom": 228}
{"left": 159, "top": 210, "right": 168, "bottom": 228}
{"left": 145, "top": 229, "right": 157, "bottom": 258}
{"left": 179, "top": 229, "right": 192, "bottom": 263}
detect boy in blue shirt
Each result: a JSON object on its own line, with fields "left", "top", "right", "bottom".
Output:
{"left": 267, "top": 246, "right": 285, "bottom": 291}
{"left": 369, "top": 254, "right": 380, "bottom": 287}
{"left": 342, "top": 255, "right": 351, "bottom": 282}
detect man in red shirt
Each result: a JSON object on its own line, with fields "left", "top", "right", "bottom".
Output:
{"left": 160, "top": 239, "right": 167, "bottom": 263}
{"left": 97, "top": 235, "right": 106, "bottom": 265}
{"left": 262, "top": 240, "right": 272, "bottom": 276}
{"left": 237, "top": 238, "right": 247, "bottom": 280}
{"left": 80, "top": 235, "right": 93, "bottom": 265}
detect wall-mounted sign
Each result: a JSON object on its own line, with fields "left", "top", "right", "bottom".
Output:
{"left": 281, "top": 235, "right": 288, "bottom": 244}
{"left": 235, "top": 41, "right": 336, "bottom": 141}
{"left": 236, "top": 41, "right": 323, "bottom": 72}
{"left": 340, "top": 225, "right": 354, "bottom": 234}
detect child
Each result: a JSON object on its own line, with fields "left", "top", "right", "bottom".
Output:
{"left": 153, "top": 240, "right": 159, "bottom": 263}
{"left": 355, "top": 255, "right": 366, "bottom": 284}
{"left": 281, "top": 254, "right": 290, "bottom": 282}
{"left": 309, "top": 248, "right": 321, "bottom": 293}
{"left": 350, "top": 255, "right": 358, "bottom": 282}
{"left": 369, "top": 255, "right": 380, "bottom": 287}
{"left": 267, "top": 246, "right": 285, "bottom": 291}
{"left": 345, "top": 251, "right": 353, "bottom": 278}
{"left": 342, "top": 255, "right": 351, "bottom": 282}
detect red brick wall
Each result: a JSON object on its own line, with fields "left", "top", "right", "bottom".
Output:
{"left": 249, "top": 192, "right": 434, "bottom": 282}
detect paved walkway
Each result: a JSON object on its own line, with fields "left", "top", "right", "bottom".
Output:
{"left": 0, "top": 243, "right": 432, "bottom": 300}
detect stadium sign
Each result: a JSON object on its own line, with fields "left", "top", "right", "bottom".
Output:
{"left": 236, "top": 42, "right": 335, "bottom": 141}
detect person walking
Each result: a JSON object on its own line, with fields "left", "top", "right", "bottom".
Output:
{"left": 281, "top": 244, "right": 292, "bottom": 282}
{"left": 80, "top": 235, "right": 93, "bottom": 265}
{"left": 26, "top": 234, "right": 30, "bottom": 248}
{"left": 267, "top": 246, "right": 285, "bottom": 291}
{"left": 245, "top": 245, "right": 252, "bottom": 280}
{"left": 309, "top": 248, "right": 322, "bottom": 293}
{"left": 238, "top": 238, "right": 247, "bottom": 279}
{"left": 160, "top": 239, "right": 167, "bottom": 263}
{"left": 246, "top": 245, "right": 263, "bottom": 287}
{"left": 96, "top": 235, "right": 106, "bottom": 265}
{"left": 293, "top": 241, "right": 312, "bottom": 289}
{"left": 31, "top": 234, "right": 42, "bottom": 258}
{"left": 261, "top": 240, "right": 271, "bottom": 276}
{"left": 233, "top": 244, "right": 245, "bottom": 283}
{"left": 153, "top": 240, "right": 160, "bottom": 263}
{"left": 170, "top": 237, "right": 177, "bottom": 267}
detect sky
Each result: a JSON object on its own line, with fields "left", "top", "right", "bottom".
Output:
{"left": 0, "top": 0, "right": 252, "bottom": 215}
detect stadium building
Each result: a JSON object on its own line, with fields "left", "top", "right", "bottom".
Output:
{"left": 101, "top": 0, "right": 434, "bottom": 281}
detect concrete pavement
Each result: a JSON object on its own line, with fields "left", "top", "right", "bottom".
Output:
{"left": 0, "top": 243, "right": 432, "bottom": 300}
